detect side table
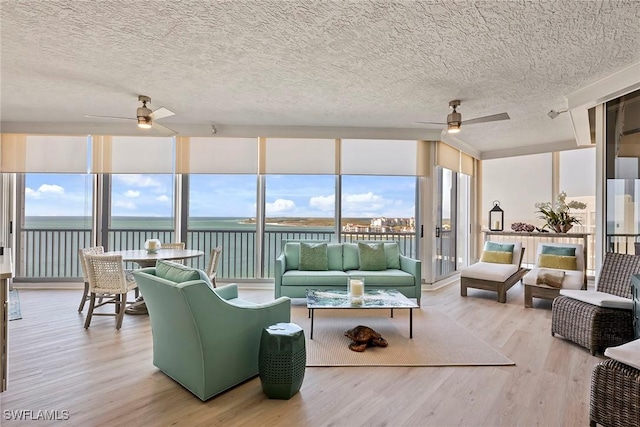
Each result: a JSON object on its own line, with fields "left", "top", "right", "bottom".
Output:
{"left": 258, "top": 323, "right": 306, "bottom": 399}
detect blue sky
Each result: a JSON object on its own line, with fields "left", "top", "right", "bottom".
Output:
{"left": 25, "top": 174, "right": 416, "bottom": 218}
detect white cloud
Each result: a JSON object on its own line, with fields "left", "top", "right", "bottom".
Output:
{"left": 25, "top": 184, "right": 64, "bottom": 199}
{"left": 124, "top": 190, "right": 140, "bottom": 198}
{"left": 344, "top": 192, "right": 380, "bottom": 203}
{"left": 266, "top": 199, "right": 296, "bottom": 215}
{"left": 156, "top": 195, "right": 169, "bottom": 202}
{"left": 114, "top": 174, "right": 162, "bottom": 188}
{"left": 114, "top": 200, "right": 136, "bottom": 210}
{"left": 309, "top": 195, "right": 335, "bottom": 211}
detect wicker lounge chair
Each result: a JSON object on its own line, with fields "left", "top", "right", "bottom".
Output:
{"left": 552, "top": 252, "right": 640, "bottom": 355}
{"left": 590, "top": 339, "right": 640, "bottom": 427}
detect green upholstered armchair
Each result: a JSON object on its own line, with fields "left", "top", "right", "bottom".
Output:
{"left": 133, "top": 260, "right": 291, "bottom": 401}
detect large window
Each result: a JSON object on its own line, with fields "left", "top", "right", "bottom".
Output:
{"left": 341, "top": 175, "right": 416, "bottom": 257}
{"left": 188, "top": 174, "right": 257, "bottom": 278}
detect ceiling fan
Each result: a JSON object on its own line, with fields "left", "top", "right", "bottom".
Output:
{"left": 416, "top": 100, "right": 510, "bottom": 133}
{"left": 85, "top": 95, "right": 177, "bottom": 134}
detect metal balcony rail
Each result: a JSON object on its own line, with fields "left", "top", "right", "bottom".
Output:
{"left": 17, "top": 227, "right": 418, "bottom": 280}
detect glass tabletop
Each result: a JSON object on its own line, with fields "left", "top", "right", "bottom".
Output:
{"left": 306, "top": 289, "right": 418, "bottom": 309}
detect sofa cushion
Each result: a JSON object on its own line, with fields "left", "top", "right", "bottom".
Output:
{"left": 384, "top": 242, "right": 401, "bottom": 269}
{"left": 538, "top": 254, "right": 578, "bottom": 270}
{"left": 327, "top": 243, "right": 343, "bottom": 271}
{"left": 604, "top": 339, "right": 640, "bottom": 371}
{"left": 284, "top": 242, "right": 300, "bottom": 271}
{"left": 358, "top": 242, "right": 387, "bottom": 271}
{"left": 541, "top": 245, "right": 576, "bottom": 257}
{"left": 460, "top": 261, "right": 519, "bottom": 282}
{"left": 559, "top": 290, "right": 633, "bottom": 310}
{"left": 299, "top": 242, "right": 328, "bottom": 271}
{"left": 345, "top": 269, "right": 415, "bottom": 286}
{"left": 343, "top": 243, "right": 360, "bottom": 270}
{"left": 522, "top": 267, "right": 583, "bottom": 289}
{"left": 156, "top": 260, "right": 201, "bottom": 283}
{"left": 480, "top": 250, "right": 513, "bottom": 264}
{"left": 281, "top": 270, "right": 349, "bottom": 286}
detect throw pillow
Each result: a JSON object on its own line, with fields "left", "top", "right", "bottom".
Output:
{"left": 536, "top": 269, "right": 566, "bottom": 288}
{"left": 383, "top": 242, "right": 401, "bottom": 269}
{"left": 342, "top": 243, "right": 360, "bottom": 270}
{"left": 538, "top": 254, "right": 578, "bottom": 270}
{"left": 156, "top": 260, "right": 201, "bottom": 283}
{"left": 483, "top": 241, "right": 515, "bottom": 253}
{"left": 480, "top": 250, "right": 513, "bottom": 264}
{"left": 541, "top": 245, "right": 576, "bottom": 257}
{"left": 358, "top": 242, "right": 387, "bottom": 271}
{"left": 299, "top": 242, "right": 328, "bottom": 271}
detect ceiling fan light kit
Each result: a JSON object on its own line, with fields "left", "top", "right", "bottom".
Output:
{"left": 416, "top": 99, "right": 509, "bottom": 133}
{"left": 85, "top": 94, "right": 177, "bottom": 134}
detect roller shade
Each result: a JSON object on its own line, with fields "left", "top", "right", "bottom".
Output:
{"left": 1, "top": 134, "right": 88, "bottom": 173}
{"left": 264, "top": 138, "right": 336, "bottom": 174}
{"left": 461, "top": 152, "right": 475, "bottom": 176}
{"left": 436, "top": 142, "right": 476, "bottom": 176}
{"left": 176, "top": 137, "right": 258, "bottom": 174}
{"left": 341, "top": 139, "right": 417, "bottom": 175}
{"left": 92, "top": 136, "right": 174, "bottom": 174}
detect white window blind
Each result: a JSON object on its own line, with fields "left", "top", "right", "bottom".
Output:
{"left": 177, "top": 137, "right": 258, "bottom": 174}
{"left": 92, "top": 136, "right": 174, "bottom": 173}
{"left": 1, "top": 134, "right": 88, "bottom": 173}
{"left": 436, "top": 142, "right": 476, "bottom": 176}
{"left": 264, "top": 138, "right": 336, "bottom": 174}
{"left": 341, "top": 139, "right": 417, "bottom": 175}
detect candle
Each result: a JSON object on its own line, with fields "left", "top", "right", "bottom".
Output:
{"left": 147, "top": 240, "right": 157, "bottom": 250}
{"left": 493, "top": 221, "right": 500, "bottom": 229}
{"left": 350, "top": 279, "right": 364, "bottom": 298}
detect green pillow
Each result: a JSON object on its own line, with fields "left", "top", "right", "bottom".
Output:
{"left": 480, "top": 251, "right": 513, "bottom": 264}
{"left": 484, "top": 242, "right": 515, "bottom": 253}
{"left": 327, "top": 243, "right": 343, "bottom": 270}
{"left": 383, "top": 242, "right": 401, "bottom": 269}
{"left": 358, "top": 242, "right": 387, "bottom": 271}
{"left": 538, "top": 254, "right": 578, "bottom": 270}
{"left": 283, "top": 242, "right": 300, "bottom": 271}
{"left": 156, "top": 260, "right": 201, "bottom": 283}
{"left": 299, "top": 242, "right": 328, "bottom": 271}
{"left": 541, "top": 245, "right": 576, "bottom": 257}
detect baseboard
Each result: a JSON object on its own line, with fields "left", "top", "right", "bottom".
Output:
{"left": 422, "top": 274, "right": 459, "bottom": 291}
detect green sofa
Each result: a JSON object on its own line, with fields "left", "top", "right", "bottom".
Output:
{"left": 133, "top": 260, "right": 291, "bottom": 401}
{"left": 274, "top": 241, "right": 422, "bottom": 305}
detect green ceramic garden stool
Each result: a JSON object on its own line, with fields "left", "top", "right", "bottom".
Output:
{"left": 258, "top": 322, "right": 306, "bottom": 399}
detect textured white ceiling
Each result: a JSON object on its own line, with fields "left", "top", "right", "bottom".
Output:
{"left": 1, "top": 0, "right": 640, "bottom": 155}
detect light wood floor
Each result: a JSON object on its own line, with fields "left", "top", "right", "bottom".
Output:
{"left": 1, "top": 281, "right": 603, "bottom": 426}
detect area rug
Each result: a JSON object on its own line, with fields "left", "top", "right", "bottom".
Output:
{"left": 291, "top": 305, "right": 514, "bottom": 367}
{"left": 9, "top": 289, "right": 22, "bottom": 321}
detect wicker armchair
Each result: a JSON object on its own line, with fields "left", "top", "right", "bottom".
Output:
{"left": 590, "top": 359, "right": 640, "bottom": 427}
{"left": 84, "top": 254, "right": 138, "bottom": 330}
{"left": 205, "top": 246, "right": 222, "bottom": 288}
{"left": 77, "top": 246, "right": 104, "bottom": 312}
{"left": 552, "top": 252, "right": 640, "bottom": 355}
{"left": 161, "top": 242, "right": 185, "bottom": 250}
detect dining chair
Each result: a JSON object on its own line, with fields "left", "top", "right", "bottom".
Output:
{"left": 77, "top": 246, "right": 104, "bottom": 312}
{"left": 84, "top": 254, "right": 138, "bottom": 330}
{"left": 161, "top": 242, "right": 185, "bottom": 250}
{"left": 205, "top": 246, "right": 222, "bottom": 288}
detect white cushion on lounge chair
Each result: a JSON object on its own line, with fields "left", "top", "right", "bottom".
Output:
{"left": 460, "top": 262, "right": 519, "bottom": 282}
{"left": 604, "top": 339, "right": 640, "bottom": 371}
{"left": 559, "top": 290, "right": 633, "bottom": 310}
{"left": 522, "top": 267, "right": 584, "bottom": 289}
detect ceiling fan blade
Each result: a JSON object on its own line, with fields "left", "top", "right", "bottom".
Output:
{"left": 149, "top": 107, "right": 175, "bottom": 121}
{"left": 462, "top": 112, "right": 510, "bottom": 125}
{"left": 414, "top": 121, "right": 446, "bottom": 125}
{"left": 151, "top": 121, "right": 177, "bottom": 135}
{"left": 85, "top": 115, "right": 135, "bottom": 121}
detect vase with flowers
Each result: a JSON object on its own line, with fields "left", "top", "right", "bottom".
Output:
{"left": 535, "top": 191, "right": 587, "bottom": 233}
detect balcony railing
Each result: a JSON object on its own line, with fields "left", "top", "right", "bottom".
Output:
{"left": 16, "top": 227, "right": 417, "bottom": 280}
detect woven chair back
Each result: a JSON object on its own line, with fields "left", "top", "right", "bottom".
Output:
{"left": 85, "top": 254, "right": 129, "bottom": 294}
{"left": 206, "top": 246, "right": 222, "bottom": 280}
{"left": 596, "top": 252, "right": 640, "bottom": 298}
{"left": 78, "top": 246, "right": 104, "bottom": 282}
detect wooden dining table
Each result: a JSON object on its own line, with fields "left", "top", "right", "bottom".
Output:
{"left": 104, "top": 248, "right": 205, "bottom": 314}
